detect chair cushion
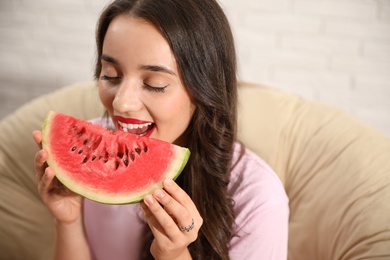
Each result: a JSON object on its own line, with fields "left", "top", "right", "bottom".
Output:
{"left": 0, "top": 82, "right": 104, "bottom": 259}
{"left": 1, "top": 81, "right": 389, "bottom": 259}
{"left": 237, "top": 82, "right": 390, "bottom": 259}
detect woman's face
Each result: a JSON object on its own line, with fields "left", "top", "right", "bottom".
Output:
{"left": 98, "top": 15, "right": 195, "bottom": 146}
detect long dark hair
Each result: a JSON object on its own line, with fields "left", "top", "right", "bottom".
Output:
{"left": 95, "top": 0, "right": 238, "bottom": 258}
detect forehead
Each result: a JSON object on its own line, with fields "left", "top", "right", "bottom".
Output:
{"left": 102, "top": 15, "right": 177, "bottom": 69}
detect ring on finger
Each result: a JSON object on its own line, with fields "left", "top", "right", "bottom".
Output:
{"left": 179, "top": 218, "right": 194, "bottom": 232}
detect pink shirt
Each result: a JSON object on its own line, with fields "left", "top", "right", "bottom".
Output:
{"left": 84, "top": 119, "right": 289, "bottom": 259}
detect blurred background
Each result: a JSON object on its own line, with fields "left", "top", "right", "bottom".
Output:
{"left": 0, "top": 0, "right": 389, "bottom": 136}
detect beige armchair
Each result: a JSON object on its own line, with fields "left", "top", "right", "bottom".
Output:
{"left": 1, "top": 81, "right": 389, "bottom": 259}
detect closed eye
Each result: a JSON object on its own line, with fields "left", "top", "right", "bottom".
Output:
{"left": 100, "top": 75, "right": 167, "bottom": 93}
{"left": 100, "top": 75, "right": 121, "bottom": 82}
{"left": 143, "top": 83, "right": 168, "bottom": 93}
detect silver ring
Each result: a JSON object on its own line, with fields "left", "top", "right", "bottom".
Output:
{"left": 179, "top": 218, "right": 194, "bottom": 232}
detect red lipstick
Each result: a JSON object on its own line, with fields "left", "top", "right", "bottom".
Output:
{"left": 114, "top": 116, "right": 151, "bottom": 124}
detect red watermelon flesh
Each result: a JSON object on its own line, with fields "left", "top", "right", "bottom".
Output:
{"left": 41, "top": 111, "right": 190, "bottom": 204}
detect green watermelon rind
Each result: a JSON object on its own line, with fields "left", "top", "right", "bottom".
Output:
{"left": 41, "top": 111, "right": 190, "bottom": 204}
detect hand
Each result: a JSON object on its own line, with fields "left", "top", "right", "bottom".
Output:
{"left": 140, "top": 178, "right": 203, "bottom": 260}
{"left": 33, "top": 130, "right": 83, "bottom": 224}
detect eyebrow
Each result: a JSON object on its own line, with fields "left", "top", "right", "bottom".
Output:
{"left": 101, "top": 54, "right": 176, "bottom": 76}
{"left": 101, "top": 54, "right": 118, "bottom": 64}
{"left": 139, "top": 65, "right": 176, "bottom": 76}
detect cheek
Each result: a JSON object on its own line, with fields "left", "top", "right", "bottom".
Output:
{"left": 179, "top": 102, "right": 195, "bottom": 124}
{"left": 172, "top": 99, "right": 195, "bottom": 130}
{"left": 152, "top": 96, "right": 193, "bottom": 129}
{"left": 98, "top": 84, "right": 115, "bottom": 110}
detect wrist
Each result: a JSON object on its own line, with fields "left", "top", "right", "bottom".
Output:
{"left": 155, "top": 248, "right": 192, "bottom": 260}
{"left": 54, "top": 216, "right": 83, "bottom": 230}
{"left": 53, "top": 215, "right": 90, "bottom": 260}
{"left": 177, "top": 249, "right": 192, "bottom": 260}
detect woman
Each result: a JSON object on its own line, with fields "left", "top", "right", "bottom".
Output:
{"left": 34, "top": 0, "right": 289, "bottom": 259}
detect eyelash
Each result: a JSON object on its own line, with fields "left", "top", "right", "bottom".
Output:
{"left": 100, "top": 75, "right": 121, "bottom": 82}
{"left": 143, "top": 83, "right": 167, "bottom": 93}
{"left": 100, "top": 75, "right": 167, "bottom": 93}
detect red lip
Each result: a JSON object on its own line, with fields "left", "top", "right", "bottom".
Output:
{"left": 114, "top": 116, "right": 151, "bottom": 124}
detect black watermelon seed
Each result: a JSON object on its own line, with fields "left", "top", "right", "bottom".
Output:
{"left": 117, "top": 152, "right": 124, "bottom": 158}
{"left": 144, "top": 147, "right": 148, "bottom": 153}
{"left": 82, "top": 157, "right": 88, "bottom": 163}
{"left": 78, "top": 149, "right": 83, "bottom": 154}
{"left": 83, "top": 139, "right": 89, "bottom": 145}
{"left": 123, "top": 159, "right": 129, "bottom": 166}
{"left": 115, "top": 161, "right": 120, "bottom": 170}
{"left": 92, "top": 155, "right": 97, "bottom": 161}
{"left": 135, "top": 148, "right": 141, "bottom": 154}
{"left": 71, "top": 146, "right": 77, "bottom": 151}
{"left": 130, "top": 152, "right": 135, "bottom": 161}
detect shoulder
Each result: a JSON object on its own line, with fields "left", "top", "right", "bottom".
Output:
{"left": 228, "top": 143, "right": 289, "bottom": 231}
{"left": 229, "top": 143, "right": 288, "bottom": 207}
{"left": 228, "top": 143, "right": 289, "bottom": 259}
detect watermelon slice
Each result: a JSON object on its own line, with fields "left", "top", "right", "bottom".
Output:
{"left": 41, "top": 111, "right": 190, "bottom": 204}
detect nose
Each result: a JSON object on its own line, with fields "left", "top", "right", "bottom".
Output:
{"left": 112, "top": 81, "right": 143, "bottom": 113}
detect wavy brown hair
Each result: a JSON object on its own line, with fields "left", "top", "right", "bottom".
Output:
{"left": 94, "top": 0, "right": 238, "bottom": 259}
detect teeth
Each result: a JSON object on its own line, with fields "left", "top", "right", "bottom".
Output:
{"left": 118, "top": 121, "right": 152, "bottom": 131}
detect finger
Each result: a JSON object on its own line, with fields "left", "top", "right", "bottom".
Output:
{"left": 152, "top": 189, "right": 193, "bottom": 231}
{"left": 35, "top": 149, "right": 49, "bottom": 182}
{"left": 32, "top": 130, "right": 43, "bottom": 149}
{"left": 143, "top": 194, "right": 183, "bottom": 240}
{"left": 140, "top": 201, "right": 157, "bottom": 223}
{"left": 140, "top": 200, "right": 173, "bottom": 244}
{"left": 161, "top": 179, "right": 203, "bottom": 236}
{"left": 162, "top": 178, "right": 196, "bottom": 210}
{"left": 38, "top": 167, "right": 56, "bottom": 196}
{"left": 140, "top": 201, "right": 185, "bottom": 256}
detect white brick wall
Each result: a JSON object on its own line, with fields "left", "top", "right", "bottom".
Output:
{"left": 0, "top": 0, "right": 389, "bottom": 137}
{"left": 221, "top": 0, "right": 390, "bottom": 137}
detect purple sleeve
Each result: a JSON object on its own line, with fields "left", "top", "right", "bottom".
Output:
{"left": 228, "top": 145, "right": 289, "bottom": 259}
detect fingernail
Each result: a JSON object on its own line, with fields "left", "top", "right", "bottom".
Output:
{"left": 164, "top": 178, "right": 172, "bottom": 186}
{"left": 155, "top": 189, "right": 165, "bottom": 199}
{"left": 144, "top": 195, "right": 154, "bottom": 206}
